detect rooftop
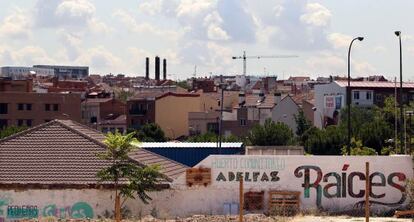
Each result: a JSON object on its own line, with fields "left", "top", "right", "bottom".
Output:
{"left": 335, "top": 80, "right": 414, "bottom": 88}
{"left": 0, "top": 120, "right": 188, "bottom": 186}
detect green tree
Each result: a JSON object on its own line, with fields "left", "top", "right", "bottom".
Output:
{"left": 131, "top": 123, "right": 167, "bottom": 142}
{"left": 294, "top": 109, "right": 312, "bottom": 137}
{"left": 0, "top": 126, "right": 27, "bottom": 139}
{"left": 187, "top": 131, "right": 241, "bottom": 142}
{"left": 97, "top": 131, "right": 163, "bottom": 221}
{"left": 341, "top": 138, "right": 377, "bottom": 155}
{"left": 115, "top": 89, "right": 134, "bottom": 103}
{"left": 302, "top": 125, "right": 346, "bottom": 155}
{"left": 176, "top": 80, "right": 190, "bottom": 90}
{"left": 339, "top": 106, "right": 392, "bottom": 153}
{"left": 248, "top": 119, "right": 294, "bottom": 146}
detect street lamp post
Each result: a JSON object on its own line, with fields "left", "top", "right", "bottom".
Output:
{"left": 395, "top": 31, "right": 404, "bottom": 153}
{"left": 347, "top": 37, "right": 364, "bottom": 155}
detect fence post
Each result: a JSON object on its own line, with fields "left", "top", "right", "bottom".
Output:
{"left": 239, "top": 175, "right": 243, "bottom": 222}
{"left": 365, "top": 162, "right": 370, "bottom": 222}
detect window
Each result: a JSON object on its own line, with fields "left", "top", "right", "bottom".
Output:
{"left": 117, "top": 128, "right": 124, "bottom": 134}
{"left": 240, "top": 119, "right": 247, "bottom": 126}
{"left": 45, "top": 104, "right": 50, "bottom": 111}
{"left": 17, "top": 103, "right": 32, "bottom": 111}
{"left": 0, "top": 103, "right": 8, "bottom": 114}
{"left": 26, "top": 119, "right": 32, "bottom": 127}
{"left": 375, "top": 94, "right": 383, "bottom": 102}
{"left": 17, "top": 119, "right": 24, "bottom": 126}
{"left": 90, "top": 116, "right": 97, "bottom": 123}
{"left": 53, "top": 104, "right": 59, "bottom": 111}
{"left": 45, "top": 119, "right": 51, "bottom": 123}
{"left": 0, "top": 119, "right": 7, "bottom": 129}
{"left": 353, "top": 91, "right": 360, "bottom": 100}
{"left": 366, "top": 91, "right": 372, "bottom": 100}
{"left": 207, "top": 122, "right": 219, "bottom": 133}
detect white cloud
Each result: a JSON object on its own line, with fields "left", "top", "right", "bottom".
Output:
{"left": 113, "top": 10, "right": 180, "bottom": 40}
{"left": 373, "top": 46, "right": 387, "bottom": 53}
{"left": 305, "top": 53, "right": 346, "bottom": 74}
{"left": 354, "top": 61, "right": 376, "bottom": 74}
{"left": 328, "top": 33, "right": 352, "bottom": 49}
{"left": 265, "top": 1, "right": 332, "bottom": 51}
{"left": 300, "top": 3, "right": 331, "bottom": 27}
{"left": 75, "top": 46, "right": 123, "bottom": 74}
{"left": 0, "top": 8, "right": 31, "bottom": 40}
{"left": 0, "top": 45, "right": 55, "bottom": 66}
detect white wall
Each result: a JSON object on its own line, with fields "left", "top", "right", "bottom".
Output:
{"left": 173, "top": 155, "right": 412, "bottom": 213}
{"left": 314, "top": 82, "right": 346, "bottom": 128}
{"left": 1, "top": 155, "right": 412, "bottom": 220}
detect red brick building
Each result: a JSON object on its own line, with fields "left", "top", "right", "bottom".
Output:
{"left": 0, "top": 92, "right": 81, "bottom": 129}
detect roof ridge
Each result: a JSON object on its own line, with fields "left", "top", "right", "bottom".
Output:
{"left": 0, "top": 120, "right": 57, "bottom": 144}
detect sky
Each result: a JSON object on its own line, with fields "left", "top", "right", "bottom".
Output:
{"left": 0, "top": 0, "right": 414, "bottom": 81}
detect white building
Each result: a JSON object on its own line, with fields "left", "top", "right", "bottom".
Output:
{"left": 1, "top": 66, "right": 54, "bottom": 79}
{"left": 314, "top": 80, "right": 414, "bottom": 128}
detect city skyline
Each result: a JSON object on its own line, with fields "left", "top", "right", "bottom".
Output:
{"left": 0, "top": 0, "right": 414, "bottom": 80}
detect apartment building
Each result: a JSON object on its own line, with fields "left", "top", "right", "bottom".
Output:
{"left": 81, "top": 98, "right": 126, "bottom": 133}
{"left": 128, "top": 92, "right": 218, "bottom": 138}
{"left": 314, "top": 80, "right": 414, "bottom": 128}
{"left": 0, "top": 92, "right": 81, "bottom": 129}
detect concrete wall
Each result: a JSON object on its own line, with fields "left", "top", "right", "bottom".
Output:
{"left": 314, "top": 82, "right": 346, "bottom": 128}
{"left": 173, "top": 155, "right": 413, "bottom": 212}
{"left": 155, "top": 95, "right": 201, "bottom": 138}
{"left": 1, "top": 155, "right": 411, "bottom": 220}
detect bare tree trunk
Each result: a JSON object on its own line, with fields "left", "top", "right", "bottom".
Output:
{"left": 115, "top": 194, "right": 121, "bottom": 222}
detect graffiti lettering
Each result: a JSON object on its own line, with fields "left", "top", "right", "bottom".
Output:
{"left": 7, "top": 205, "right": 38, "bottom": 219}
{"left": 216, "top": 171, "right": 280, "bottom": 182}
{"left": 42, "top": 202, "right": 93, "bottom": 219}
{"left": 294, "top": 165, "right": 407, "bottom": 207}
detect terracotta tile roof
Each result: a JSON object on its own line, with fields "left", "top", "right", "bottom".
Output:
{"left": 243, "top": 94, "right": 275, "bottom": 108}
{"left": 0, "top": 120, "right": 188, "bottom": 185}
{"left": 335, "top": 80, "right": 414, "bottom": 88}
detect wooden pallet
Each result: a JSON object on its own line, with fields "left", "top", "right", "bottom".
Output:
{"left": 186, "top": 167, "right": 211, "bottom": 187}
{"left": 268, "top": 190, "right": 300, "bottom": 216}
{"left": 394, "top": 210, "right": 414, "bottom": 218}
{"left": 244, "top": 191, "right": 264, "bottom": 211}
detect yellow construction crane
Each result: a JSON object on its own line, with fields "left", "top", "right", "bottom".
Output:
{"left": 232, "top": 50, "right": 298, "bottom": 76}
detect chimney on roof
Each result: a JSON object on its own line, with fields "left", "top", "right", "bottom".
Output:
{"left": 155, "top": 56, "right": 160, "bottom": 81}
{"left": 145, "top": 57, "right": 149, "bottom": 80}
{"left": 163, "top": 58, "right": 167, "bottom": 80}
{"left": 239, "top": 91, "right": 246, "bottom": 106}
{"left": 274, "top": 92, "right": 281, "bottom": 104}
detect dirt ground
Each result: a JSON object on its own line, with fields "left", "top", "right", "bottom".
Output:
{"left": 130, "top": 214, "right": 413, "bottom": 222}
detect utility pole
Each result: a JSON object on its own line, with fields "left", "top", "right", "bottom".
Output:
{"left": 218, "top": 75, "right": 226, "bottom": 153}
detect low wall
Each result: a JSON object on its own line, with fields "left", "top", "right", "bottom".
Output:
{"left": 0, "top": 155, "right": 412, "bottom": 220}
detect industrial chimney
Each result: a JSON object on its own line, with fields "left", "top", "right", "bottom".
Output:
{"left": 145, "top": 57, "right": 149, "bottom": 80}
{"left": 155, "top": 56, "right": 160, "bottom": 81}
{"left": 163, "top": 58, "right": 167, "bottom": 80}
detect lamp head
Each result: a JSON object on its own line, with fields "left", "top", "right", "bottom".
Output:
{"left": 395, "top": 31, "right": 401, "bottom": 37}
{"left": 357, "top": 37, "right": 364, "bottom": 41}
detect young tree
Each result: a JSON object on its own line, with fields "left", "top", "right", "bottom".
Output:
{"left": 248, "top": 119, "right": 294, "bottom": 146}
{"left": 294, "top": 109, "right": 312, "bottom": 137}
{"left": 97, "top": 131, "right": 163, "bottom": 221}
{"left": 0, "top": 126, "right": 27, "bottom": 139}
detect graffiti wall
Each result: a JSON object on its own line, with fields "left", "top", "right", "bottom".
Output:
{"left": 173, "top": 155, "right": 414, "bottom": 211}
{"left": 0, "top": 191, "right": 97, "bottom": 221}
{"left": 0, "top": 156, "right": 412, "bottom": 220}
